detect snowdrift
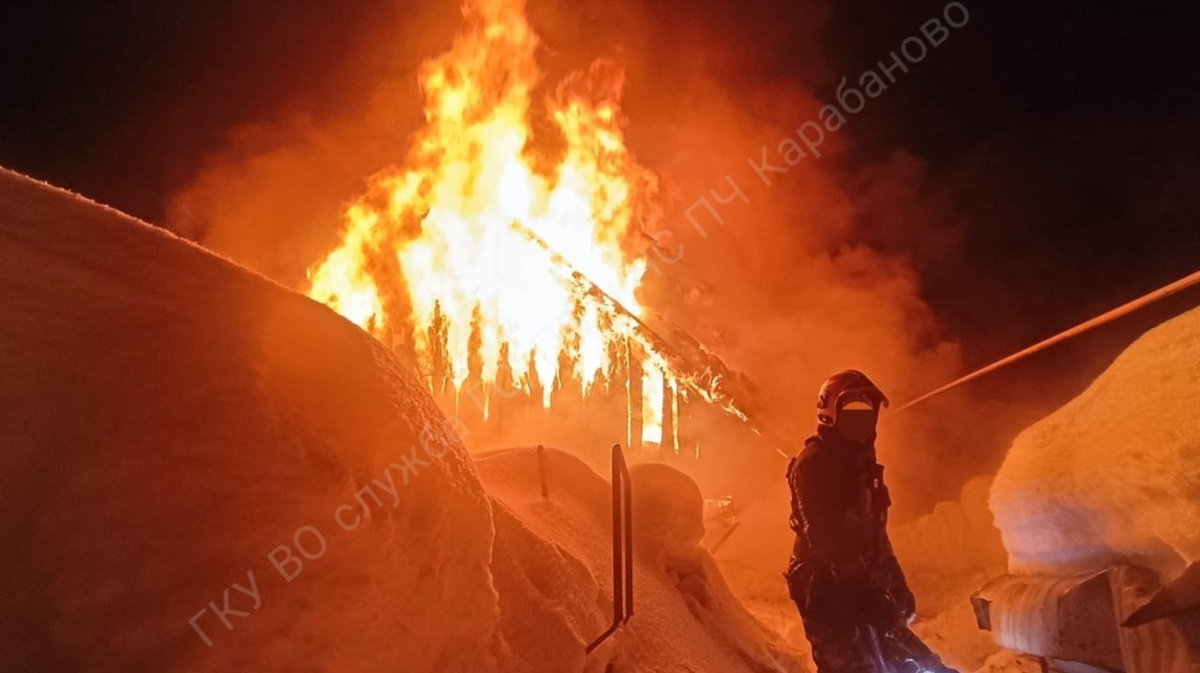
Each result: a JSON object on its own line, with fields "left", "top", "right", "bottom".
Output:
{"left": 0, "top": 168, "right": 801, "bottom": 673}
{"left": 477, "top": 449, "right": 805, "bottom": 673}
{"left": 991, "top": 305, "right": 1200, "bottom": 577}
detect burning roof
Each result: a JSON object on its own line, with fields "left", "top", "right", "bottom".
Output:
{"left": 304, "top": 0, "right": 780, "bottom": 456}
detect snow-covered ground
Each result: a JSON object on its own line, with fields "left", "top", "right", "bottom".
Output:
{"left": 0, "top": 167, "right": 803, "bottom": 672}
{"left": 477, "top": 448, "right": 806, "bottom": 672}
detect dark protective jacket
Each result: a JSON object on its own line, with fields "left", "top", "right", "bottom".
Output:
{"left": 787, "top": 425, "right": 892, "bottom": 567}
{"left": 786, "top": 426, "right": 915, "bottom": 624}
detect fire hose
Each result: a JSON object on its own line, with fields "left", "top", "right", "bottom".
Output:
{"left": 889, "top": 267, "right": 1200, "bottom": 415}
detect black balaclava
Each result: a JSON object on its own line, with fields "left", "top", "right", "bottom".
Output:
{"left": 835, "top": 402, "right": 878, "bottom": 444}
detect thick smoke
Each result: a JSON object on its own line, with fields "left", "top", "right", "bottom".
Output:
{"left": 166, "top": 0, "right": 994, "bottom": 521}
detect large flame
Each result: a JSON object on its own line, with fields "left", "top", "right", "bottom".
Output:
{"left": 308, "top": 0, "right": 675, "bottom": 446}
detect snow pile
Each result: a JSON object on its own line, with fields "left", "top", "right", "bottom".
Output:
{"left": 476, "top": 449, "right": 805, "bottom": 673}
{"left": 630, "top": 463, "right": 707, "bottom": 573}
{"left": 991, "top": 306, "right": 1200, "bottom": 577}
{"left": 892, "top": 475, "right": 1007, "bottom": 578}
{"left": 0, "top": 167, "right": 502, "bottom": 671}
{"left": 0, "top": 167, "right": 802, "bottom": 673}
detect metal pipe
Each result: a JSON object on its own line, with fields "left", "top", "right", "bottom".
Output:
{"left": 619, "top": 444, "right": 633, "bottom": 624}
{"left": 587, "top": 443, "right": 635, "bottom": 653}
{"left": 892, "top": 268, "right": 1200, "bottom": 415}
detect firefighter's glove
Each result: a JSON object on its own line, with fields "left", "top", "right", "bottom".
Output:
{"left": 872, "top": 556, "right": 916, "bottom": 622}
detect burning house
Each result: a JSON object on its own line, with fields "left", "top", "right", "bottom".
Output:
{"left": 302, "top": 0, "right": 781, "bottom": 462}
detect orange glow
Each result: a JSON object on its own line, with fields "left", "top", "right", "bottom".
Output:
{"left": 306, "top": 0, "right": 677, "bottom": 424}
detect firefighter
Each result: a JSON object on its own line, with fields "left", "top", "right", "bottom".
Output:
{"left": 785, "top": 370, "right": 958, "bottom": 673}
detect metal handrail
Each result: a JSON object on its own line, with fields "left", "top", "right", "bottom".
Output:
{"left": 586, "top": 442, "right": 634, "bottom": 654}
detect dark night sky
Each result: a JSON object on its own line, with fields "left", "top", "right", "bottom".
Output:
{"left": 2, "top": 0, "right": 1198, "bottom": 367}
{"left": 815, "top": 1, "right": 1200, "bottom": 359}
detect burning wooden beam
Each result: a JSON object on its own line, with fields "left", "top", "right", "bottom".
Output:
{"left": 660, "top": 375, "right": 675, "bottom": 458}
{"left": 626, "top": 338, "right": 644, "bottom": 453}
{"left": 513, "top": 222, "right": 798, "bottom": 458}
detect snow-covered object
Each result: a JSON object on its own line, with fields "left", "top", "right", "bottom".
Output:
{"left": 630, "top": 463, "right": 707, "bottom": 573}
{"left": 990, "top": 306, "right": 1200, "bottom": 577}
{"left": 476, "top": 449, "right": 806, "bottom": 673}
{"left": 892, "top": 475, "right": 1007, "bottom": 577}
{"left": 0, "top": 167, "right": 803, "bottom": 673}
{"left": 0, "top": 167, "right": 504, "bottom": 671}
{"left": 971, "top": 565, "right": 1200, "bottom": 673}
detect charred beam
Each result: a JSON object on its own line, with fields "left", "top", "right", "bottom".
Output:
{"left": 513, "top": 222, "right": 798, "bottom": 458}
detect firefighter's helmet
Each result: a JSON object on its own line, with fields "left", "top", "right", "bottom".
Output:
{"left": 816, "top": 370, "right": 889, "bottom": 427}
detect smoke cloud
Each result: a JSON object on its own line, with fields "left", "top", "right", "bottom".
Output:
{"left": 166, "top": 0, "right": 991, "bottom": 521}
